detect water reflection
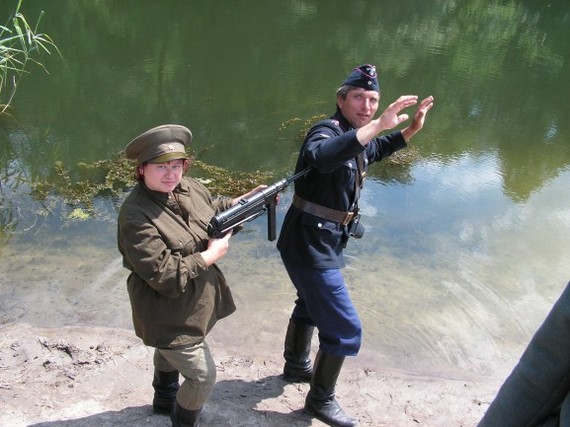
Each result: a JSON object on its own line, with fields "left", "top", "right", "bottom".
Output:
{"left": 1, "top": 0, "right": 570, "bottom": 381}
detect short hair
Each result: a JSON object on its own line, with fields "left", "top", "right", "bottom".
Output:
{"left": 336, "top": 85, "right": 354, "bottom": 99}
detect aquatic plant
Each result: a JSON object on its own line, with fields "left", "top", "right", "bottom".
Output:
{"left": 0, "top": 112, "right": 418, "bottom": 239}
{"left": 27, "top": 153, "right": 275, "bottom": 222}
{"left": 0, "top": 0, "right": 60, "bottom": 114}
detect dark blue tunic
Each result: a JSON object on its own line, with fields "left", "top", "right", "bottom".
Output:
{"left": 277, "top": 109, "right": 407, "bottom": 269}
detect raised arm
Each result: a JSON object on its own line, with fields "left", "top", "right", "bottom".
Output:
{"left": 356, "top": 95, "right": 418, "bottom": 145}
{"left": 401, "top": 95, "right": 435, "bottom": 141}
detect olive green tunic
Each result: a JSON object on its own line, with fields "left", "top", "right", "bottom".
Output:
{"left": 117, "top": 177, "right": 236, "bottom": 348}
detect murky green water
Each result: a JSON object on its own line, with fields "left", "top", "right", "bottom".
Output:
{"left": 1, "top": 0, "right": 569, "bottom": 379}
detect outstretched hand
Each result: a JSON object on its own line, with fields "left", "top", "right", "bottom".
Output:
{"left": 376, "top": 95, "right": 420, "bottom": 130}
{"left": 357, "top": 95, "right": 422, "bottom": 145}
{"left": 401, "top": 95, "right": 435, "bottom": 141}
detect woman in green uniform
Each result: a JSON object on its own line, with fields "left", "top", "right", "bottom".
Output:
{"left": 117, "top": 124, "right": 262, "bottom": 427}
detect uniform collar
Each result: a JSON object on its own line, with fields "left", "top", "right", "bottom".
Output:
{"left": 333, "top": 109, "right": 353, "bottom": 132}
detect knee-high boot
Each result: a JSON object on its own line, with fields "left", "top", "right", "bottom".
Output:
{"left": 152, "top": 369, "right": 180, "bottom": 414}
{"left": 283, "top": 318, "right": 314, "bottom": 382}
{"left": 304, "top": 350, "right": 358, "bottom": 427}
{"left": 170, "top": 402, "right": 202, "bottom": 427}
{"left": 478, "top": 281, "right": 570, "bottom": 427}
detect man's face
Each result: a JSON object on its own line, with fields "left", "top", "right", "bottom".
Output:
{"left": 337, "top": 88, "right": 380, "bottom": 128}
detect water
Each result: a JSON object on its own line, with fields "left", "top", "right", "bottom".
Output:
{"left": 1, "top": 0, "right": 569, "bottom": 380}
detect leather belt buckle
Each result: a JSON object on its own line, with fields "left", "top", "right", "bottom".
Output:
{"left": 341, "top": 212, "right": 354, "bottom": 226}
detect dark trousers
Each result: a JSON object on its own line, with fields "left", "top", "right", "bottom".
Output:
{"left": 282, "top": 259, "right": 362, "bottom": 357}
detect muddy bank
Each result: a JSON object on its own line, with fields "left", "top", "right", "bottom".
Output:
{"left": 0, "top": 323, "right": 502, "bottom": 426}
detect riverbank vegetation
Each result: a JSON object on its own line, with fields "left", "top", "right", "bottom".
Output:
{"left": 0, "top": 0, "right": 60, "bottom": 114}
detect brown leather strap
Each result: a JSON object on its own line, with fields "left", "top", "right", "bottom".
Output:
{"left": 292, "top": 194, "right": 354, "bottom": 225}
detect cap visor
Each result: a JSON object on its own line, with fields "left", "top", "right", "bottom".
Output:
{"left": 147, "top": 152, "right": 188, "bottom": 164}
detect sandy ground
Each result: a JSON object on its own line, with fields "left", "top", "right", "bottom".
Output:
{"left": 0, "top": 321, "right": 502, "bottom": 427}
{"left": 3, "top": 226, "right": 553, "bottom": 427}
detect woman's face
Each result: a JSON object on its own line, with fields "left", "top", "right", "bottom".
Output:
{"left": 141, "top": 159, "right": 185, "bottom": 193}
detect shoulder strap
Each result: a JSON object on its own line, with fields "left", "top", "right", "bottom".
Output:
{"left": 353, "top": 152, "right": 366, "bottom": 210}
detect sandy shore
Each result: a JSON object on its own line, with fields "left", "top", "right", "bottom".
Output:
{"left": 3, "top": 229, "right": 551, "bottom": 426}
{"left": 0, "top": 321, "right": 502, "bottom": 427}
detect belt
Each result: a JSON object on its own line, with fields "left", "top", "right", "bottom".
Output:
{"left": 292, "top": 194, "right": 354, "bottom": 225}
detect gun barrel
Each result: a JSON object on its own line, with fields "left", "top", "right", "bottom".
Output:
{"left": 208, "top": 178, "right": 286, "bottom": 237}
{"left": 207, "top": 168, "right": 311, "bottom": 239}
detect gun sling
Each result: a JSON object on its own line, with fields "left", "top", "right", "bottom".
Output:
{"left": 292, "top": 194, "right": 354, "bottom": 225}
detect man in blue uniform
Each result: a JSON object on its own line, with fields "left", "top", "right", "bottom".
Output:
{"left": 276, "top": 64, "right": 434, "bottom": 427}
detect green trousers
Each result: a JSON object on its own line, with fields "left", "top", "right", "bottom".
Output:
{"left": 154, "top": 340, "right": 216, "bottom": 411}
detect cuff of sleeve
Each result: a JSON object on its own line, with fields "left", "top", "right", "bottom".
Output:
{"left": 183, "top": 253, "right": 209, "bottom": 281}
{"left": 394, "top": 130, "right": 408, "bottom": 148}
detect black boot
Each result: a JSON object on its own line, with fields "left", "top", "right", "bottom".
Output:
{"left": 170, "top": 402, "right": 202, "bottom": 427}
{"left": 152, "top": 369, "right": 180, "bottom": 415}
{"left": 283, "top": 318, "right": 314, "bottom": 382}
{"left": 304, "top": 350, "right": 358, "bottom": 427}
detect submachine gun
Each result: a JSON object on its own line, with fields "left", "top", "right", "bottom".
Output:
{"left": 207, "top": 168, "right": 311, "bottom": 241}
